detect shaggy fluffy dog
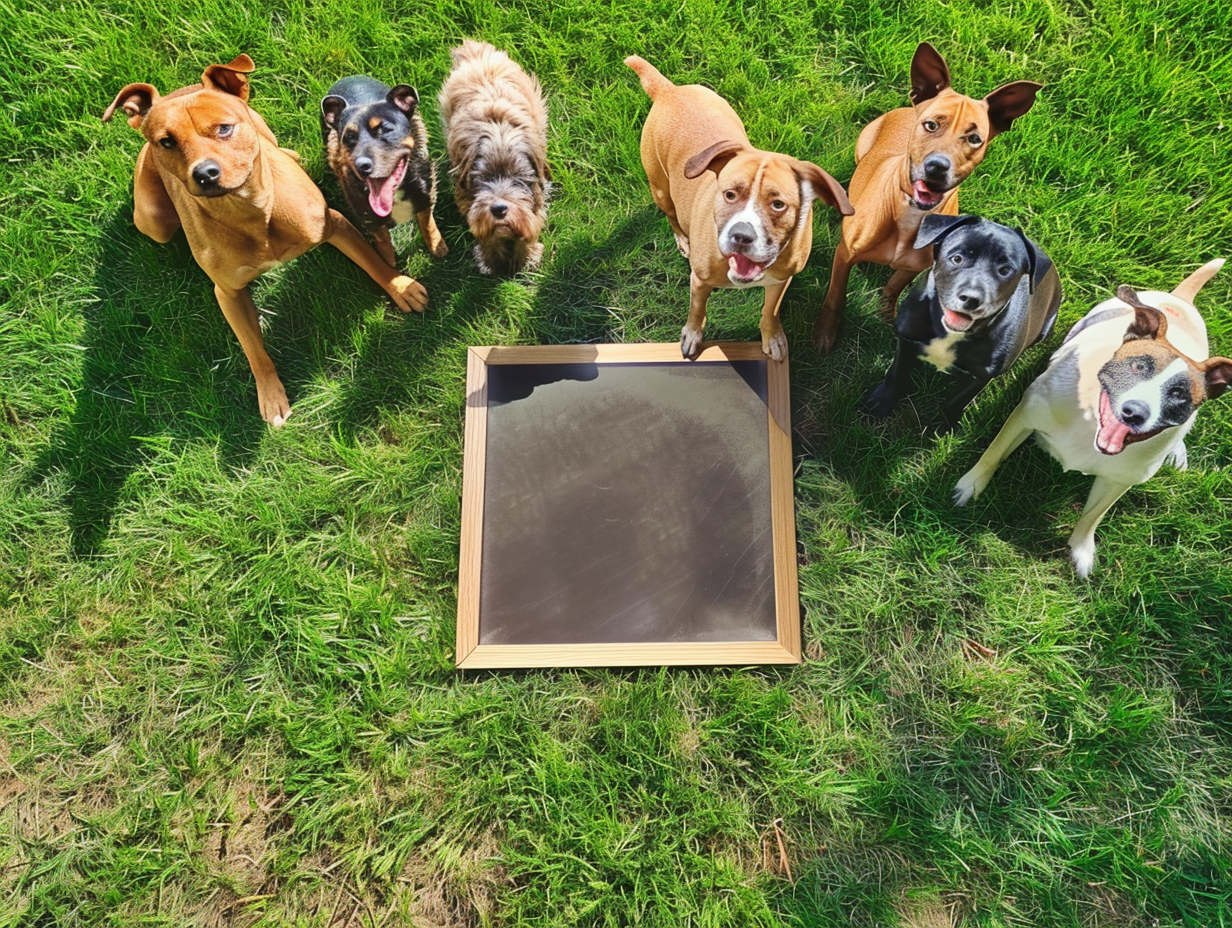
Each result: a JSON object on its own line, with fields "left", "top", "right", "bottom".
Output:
{"left": 439, "top": 40, "right": 549, "bottom": 275}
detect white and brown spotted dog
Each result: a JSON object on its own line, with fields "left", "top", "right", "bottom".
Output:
{"left": 954, "top": 259, "right": 1232, "bottom": 577}
{"left": 626, "top": 55, "right": 853, "bottom": 361}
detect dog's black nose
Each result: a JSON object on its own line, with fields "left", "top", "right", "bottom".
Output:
{"left": 355, "top": 156, "right": 374, "bottom": 177}
{"left": 957, "top": 292, "right": 982, "bottom": 311}
{"left": 922, "top": 154, "right": 951, "bottom": 179}
{"left": 728, "top": 222, "right": 756, "bottom": 247}
{"left": 1119, "top": 400, "right": 1150, "bottom": 428}
{"left": 192, "top": 160, "right": 222, "bottom": 187}
{"left": 490, "top": 202, "right": 508, "bottom": 219}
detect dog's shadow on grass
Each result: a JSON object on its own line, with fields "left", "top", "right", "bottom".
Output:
{"left": 27, "top": 208, "right": 490, "bottom": 558}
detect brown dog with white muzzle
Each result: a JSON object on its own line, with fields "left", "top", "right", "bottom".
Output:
{"left": 104, "top": 54, "right": 428, "bottom": 427}
{"left": 626, "top": 55, "right": 853, "bottom": 361}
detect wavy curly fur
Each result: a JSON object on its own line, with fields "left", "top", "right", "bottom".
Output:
{"left": 439, "top": 40, "right": 549, "bottom": 275}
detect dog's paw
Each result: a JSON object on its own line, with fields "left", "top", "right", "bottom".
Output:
{"left": 952, "top": 470, "right": 986, "bottom": 507}
{"left": 761, "top": 329, "right": 788, "bottom": 362}
{"left": 814, "top": 321, "right": 839, "bottom": 354}
{"left": 258, "top": 381, "right": 292, "bottom": 429}
{"left": 673, "top": 232, "right": 690, "bottom": 258}
{"left": 524, "top": 242, "right": 544, "bottom": 271}
{"left": 388, "top": 275, "right": 428, "bottom": 313}
{"left": 428, "top": 235, "right": 449, "bottom": 259}
{"left": 1070, "top": 542, "right": 1097, "bottom": 579}
{"left": 680, "top": 325, "right": 705, "bottom": 360}
{"left": 375, "top": 238, "right": 399, "bottom": 269}
{"left": 861, "top": 382, "right": 898, "bottom": 418}
{"left": 1166, "top": 441, "right": 1188, "bottom": 471}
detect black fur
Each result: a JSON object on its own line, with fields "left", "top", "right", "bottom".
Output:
{"left": 863, "top": 214, "right": 1063, "bottom": 433}
{"left": 321, "top": 75, "right": 436, "bottom": 234}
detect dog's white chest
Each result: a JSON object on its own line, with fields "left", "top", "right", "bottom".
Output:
{"left": 920, "top": 331, "right": 966, "bottom": 372}
{"left": 390, "top": 189, "right": 415, "bottom": 225}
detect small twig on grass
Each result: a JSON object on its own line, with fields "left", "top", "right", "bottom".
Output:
{"left": 761, "top": 818, "right": 794, "bottom": 883}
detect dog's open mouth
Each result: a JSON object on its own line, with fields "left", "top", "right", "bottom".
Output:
{"left": 1096, "top": 389, "right": 1163, "bottom": 455}
{"left": 727, "top": 253, "right": 766, "bottom": 283}
{"left": 911, "top": 180, "right": 946, "bottom": 210}
{"left": 365, "top": 157, "right": 408, "bottom": 217}
{"left": 941, "top": 308, "right": 974, "bottom": 332}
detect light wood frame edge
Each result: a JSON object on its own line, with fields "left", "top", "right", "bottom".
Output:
{"left": 456, "top": 342, "right": 801, "bottom": 669}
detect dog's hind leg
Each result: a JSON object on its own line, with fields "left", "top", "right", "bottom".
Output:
{"left": 952, "top": 404, "right": 1034, "bottom": 505}
{"left": 878, "top": 268, "right": 919, "bottom": 320}
{"left": 323, "top": 209, "right": 427, "bottom": 312}
{"left": 1068, "top": 476, "right": 1131, "bottom": 578}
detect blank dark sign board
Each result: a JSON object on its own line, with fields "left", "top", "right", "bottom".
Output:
{"left": 458, "top": 343, "right": 800, "bottom": 668}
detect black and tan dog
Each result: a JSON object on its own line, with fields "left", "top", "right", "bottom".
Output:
{"left": 322, "top": 77, "right": 447, "bottom": 266}
{"left": 864, "top": 213, "right": 1061, "bottom": 433}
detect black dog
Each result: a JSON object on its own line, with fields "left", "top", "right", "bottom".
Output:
{"left": 321, "top": 77, "right": 447, "bottom": 266}
{"left": 863, "top": 214, "right": 1061, "bottom": 432}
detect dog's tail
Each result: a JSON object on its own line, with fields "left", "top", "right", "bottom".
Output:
{"left": 625, "top": 56, "right": 672, "bottom": 100}
{"left": 1172, "top": 258, "right": 1225, "bottom": 304}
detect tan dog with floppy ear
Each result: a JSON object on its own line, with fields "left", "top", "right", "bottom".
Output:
{"left": 814, "top": 43, "right": 1041, "bottom": 352}
{"left": 627, "top": 55, "right": 853, "bottom": 361}
{"left": 103, "top": 54, "right": 428, "bottom": 427}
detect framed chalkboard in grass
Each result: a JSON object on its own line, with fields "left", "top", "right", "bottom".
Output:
{"left": 457, "top": 342, "right": 800, "bottom": 669}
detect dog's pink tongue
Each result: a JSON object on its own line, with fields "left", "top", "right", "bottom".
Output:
{"left": 913, "top": 180, "right": 943, "bottom": 206}
{"left": 367, "top": 175, "right": 398, "bottom": 217}
{"left": 729, "top": 253, "right": 763, "bottom": 279}
{"left": 1096, "top": 390, "right": 1131, "bottom": 455}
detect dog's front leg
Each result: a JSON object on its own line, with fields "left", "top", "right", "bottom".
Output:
{"left": 759, "top": 279, "right": 791, "bottom": 362}
{"left": 815, "top": 239, "right": 853, "bottom": 352}
{"left": 323, "top": 208, "right": 428, "bottom": 312}
{"left": 213, "top": 283, "right": 290, "bottom": 427}
{"left": 681, "top": 270, "right": 714, "bottom": 360}
{"left": 1068, "top": 476, "right": 1131, "bottom": 578}
{"left": 863, "top": 337, "right": 921, "bottom": 417}
{"left": 952, "top": 404, "right": 1034, "bottom": 506}
{"left": 936, "top": 373, "right": 992, "bottom": 434}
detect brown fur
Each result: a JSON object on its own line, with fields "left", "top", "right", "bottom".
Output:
{"left": 626, "top": 55, "right": 853, "bottom": 361}
{"left": 104, "top": 55, "right": 428, "bottom": 427}
{"left": 439, "top": 40, "right": 549, "bottom": 275}
{"left": 813, "top": 43, "right": 1040, "bottom": 351}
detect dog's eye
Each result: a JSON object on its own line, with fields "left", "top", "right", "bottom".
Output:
{"left": 724, "top": 189, "right": 738, "bottom": 202}
{"left": 158, "top": 135, "right": 177, "bottom": 150}
{"left": 343, "top": 130, "right": 358, "bottom": 148}
{"left": 1169, "top": 385, "right": 1189, "bottom": 401}
{"left": 949, "top": 253, "right": 964, "bottom": 266}
{"left": 922, "top": 119, "right": 939, "bottom": 132}
{"left": 997, "top": 265, "right": 1012, "bottom": 277}
{"left": 770, "top": 199, "right": 786, "bottom": 212}
{"left": 216, "top": 124, "right": 234, "bottom": 139}
{"left": 1131, "top": 359, "right": 1150, "bottom": 375}
{"left": 967, "top": 132, "right": 983, "bottom": 146}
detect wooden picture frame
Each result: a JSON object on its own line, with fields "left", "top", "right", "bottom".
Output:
{"left": 457, "top": 342, "right": 800, "bottom": 668}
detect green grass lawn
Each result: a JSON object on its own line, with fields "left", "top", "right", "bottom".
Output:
{"left": 3, "top": 1, "right": 1231, "bottom": 925}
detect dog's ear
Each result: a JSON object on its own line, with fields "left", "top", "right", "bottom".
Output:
{"left": 1200, "top": 357, "right": 1232, "bottom": 400}
{"left": 683, "top": 140, "right": 745, "bottom": 179}
{"left": 984, "top": 81, "right": 1041, "bottom": 138}
{"left": 1011, "top": 227, "right": 1048, "bottom": 294}
{"left": 790, "top": 159, "right": 854, "bottom": 216}
{"left": 388, "top": 85, "right": 419, "bottom": 114}
{"left": 103, "top": 83, "right": 159, "bottom": 129}
{"left": 202, "top": 54, "right": 256, "bottom": 101}
{"left": 909, "top": 42, "right": 951, "bottom": 105}
{"left": 1117, "top": 287, "right": 1168, "bottom": 342}
{"left": 321, "top": 95, "right": 347, "bottom": 130}
{"left": 914, "top": 213, "right": 977, "bottom": 249}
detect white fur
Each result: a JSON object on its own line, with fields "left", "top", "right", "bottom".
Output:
{"left": 920, "top": 330, "right": 967, "bottom": 373}
{"left": 954, "top": 287, "right": 1214, "bottom": 577}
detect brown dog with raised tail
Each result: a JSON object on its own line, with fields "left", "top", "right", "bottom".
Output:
{"left": 627, "top": 55, "right": 853, "bottom": 361}
{"left": 104, "top": 54, "right": 428, "bottom": 427}
{"left": 813, "top": 43, "right": 1040, "bottom": 352}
